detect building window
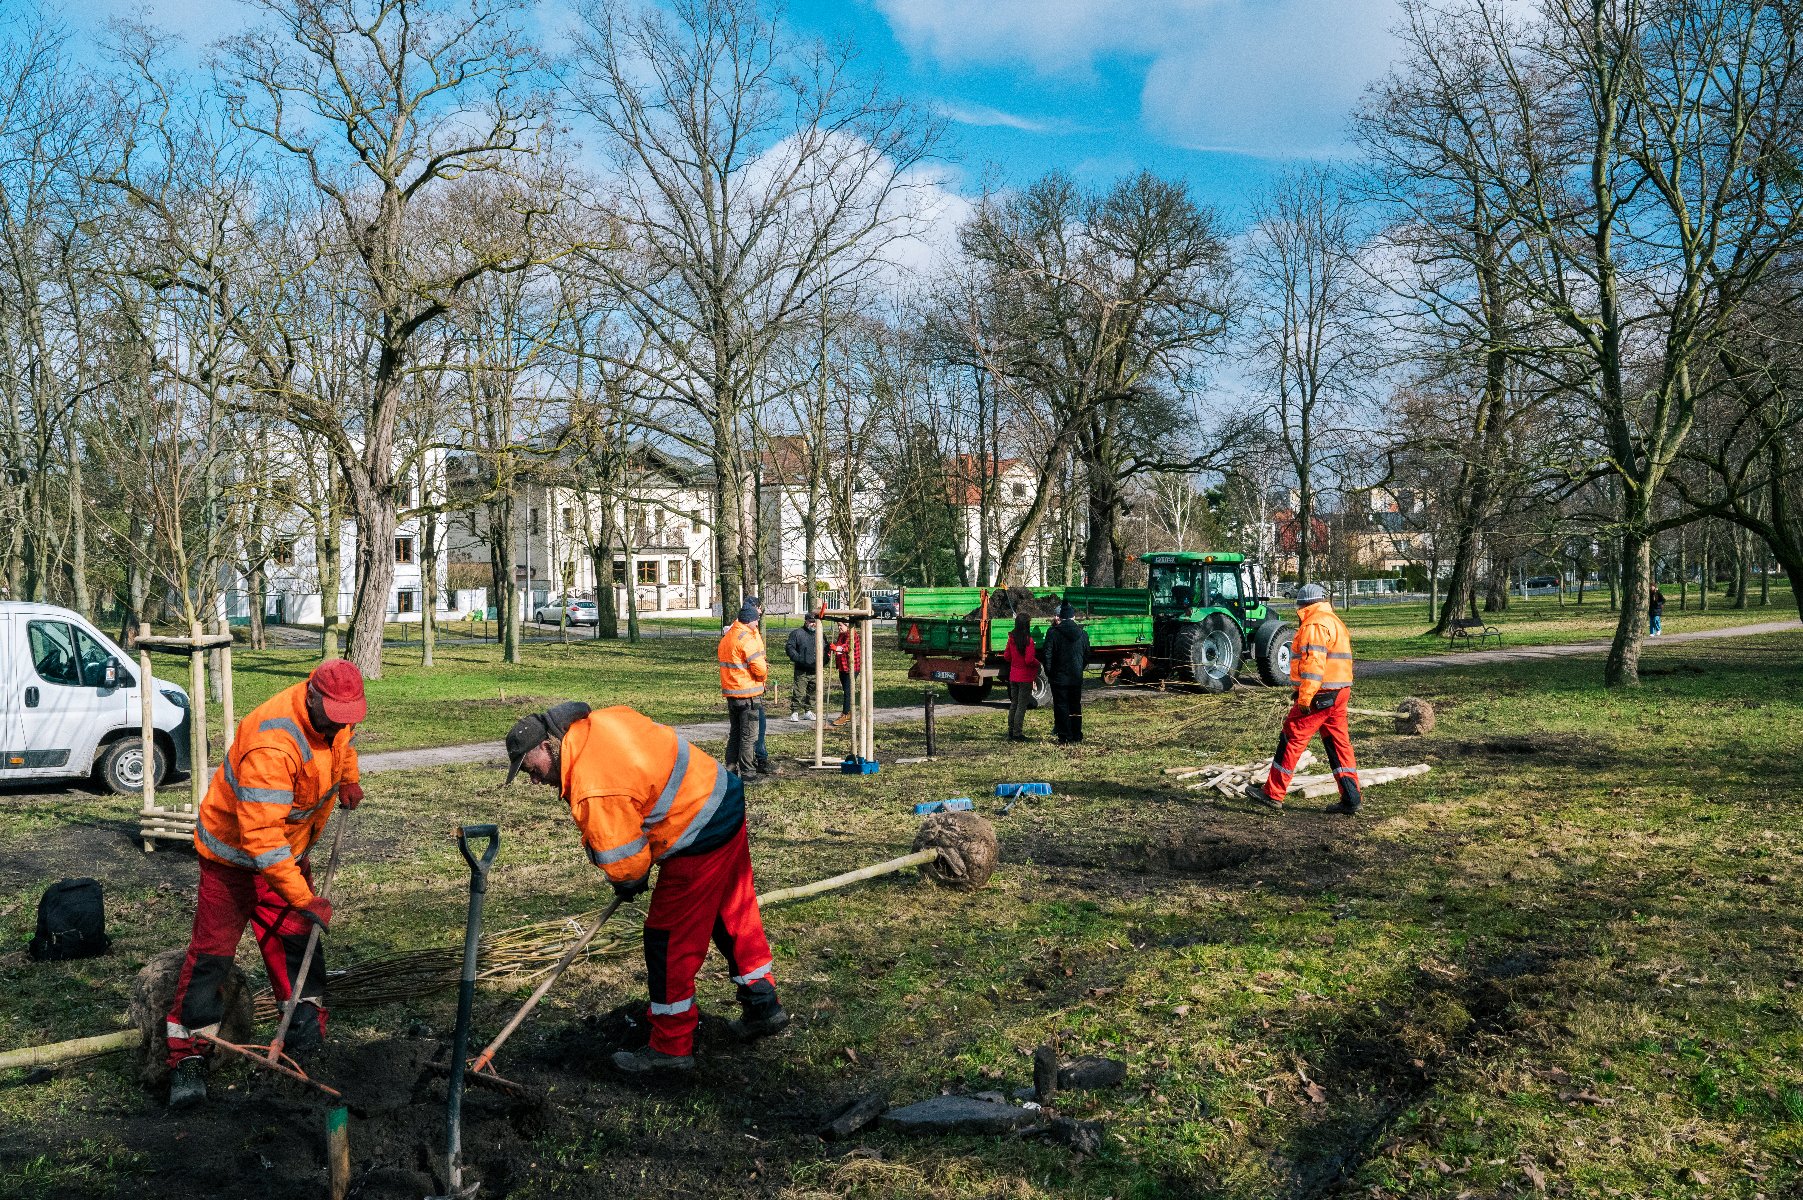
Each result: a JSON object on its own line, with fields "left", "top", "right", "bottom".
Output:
{"left": 667, "top": 559, "right": 685, "bottom": 585}
{"left": 397, "top": 589, "right": 417, "bottom": 614}
{"left": 1012, "top": 483, "right": 1028, "bottom": 500}
{"left": 613, "top": 559, "right": 627, "bottom": 584}
{"left": 394, "top": 536, "right": 415, "bottom": 564}
{"left": 271, "top": 539, "right": 295, "bottom": 567}
{"left": 637, "top": 560, "right": 658, "bottom": 585}
{"left": 529, "top": 507, "right": 541, "bottom": 535}
{"left": 562, "top": 506, "right": 576, "bottom": 532}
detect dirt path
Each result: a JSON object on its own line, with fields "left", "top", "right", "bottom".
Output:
{"left": 351, "top": 618, "right": 1798, "bottom": 775}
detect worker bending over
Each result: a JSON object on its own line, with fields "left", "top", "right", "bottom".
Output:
{"left": 506, "top": 701, "right": 789, "bottom": 1075}
{"left": 1249, "top": 583, "right": 1361, "bottom": 814}
{"left": 164, "top": 660, "right": 367, "bottom": 1108}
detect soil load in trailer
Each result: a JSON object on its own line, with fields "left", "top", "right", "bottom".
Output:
{"left": 897, "top": 552, "right": 1293, "bottom": 702}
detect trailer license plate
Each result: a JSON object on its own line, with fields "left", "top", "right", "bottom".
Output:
{"left": 933, "top": 671, "right": 958, "bottom": 681}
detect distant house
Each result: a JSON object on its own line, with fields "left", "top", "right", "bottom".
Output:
{"left": 943, "top": 455, "right": 1053, "bottom": 586}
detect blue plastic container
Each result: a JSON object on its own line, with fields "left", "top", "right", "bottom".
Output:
{"left": 913, "top": 797, "right": 974, "bottom": 815}
{"left": 995, "top": 782, "right": 1052, "bottom": 797}
{"left": 840, "top": 756, "right": 880, "bottom": 775}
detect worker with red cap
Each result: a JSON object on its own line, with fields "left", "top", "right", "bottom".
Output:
{"left": 506, "top": 699, "right": 789, "bottom": 1075}
{"left": 164, "top": 659, "right": 368, "bottom": 1109}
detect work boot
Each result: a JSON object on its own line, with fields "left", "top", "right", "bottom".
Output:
{"left": 1241, "top": 782, "right": 1284, "bottom": 812}
{"left": 1329, "top": 795, "right": 1361, "bottom": 816}
{"left": 610, "top": 1046, "right": 694, "bottom": 1075}
{"left": 284, "top": 1001, "right": 325, "bottom": 1067}
{"left": 168, "top": 1056, "right": 208, "bottom": 1110}
{"left": 728, "top": 1005, "right": 792, "bottom": 1042}
{"left": 756, "top": 759, "right": 776, "bottom": 776}
{"left": 831, "top": 713, "right": 851, "bottom": 728}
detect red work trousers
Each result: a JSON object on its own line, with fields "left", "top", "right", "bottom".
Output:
{"left": 165, "top": 856, "right": 326, "bottom": 1066}
{"left": 642, "top": 822, "right": 778, "bottom": 1056}
{"left": 1263, "top": 688, "right": 1362, "bottom": 805}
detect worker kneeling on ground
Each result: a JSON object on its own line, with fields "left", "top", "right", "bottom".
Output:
{"left": 164, "top": 659, "right": 367, "bottom": 1109}
{"left": 1248, "top": 583, "right": 1361, "bottom": 814}
{"left": 506, "top": 701, "right": 789, "bottom": 1075}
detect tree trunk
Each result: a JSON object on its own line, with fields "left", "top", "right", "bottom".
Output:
{"left": 67, "top": 430, "right": 90, "bottom": 620}
{"left": 317, "top": 492, "right": 343, "bottom": 661}
{"left": 622, "top": 533, "right": 641, "bottom": 644}
{"left": 1731, "top": 527, "right": 1749, "bottom": 610}
{"left": 484, "top": 491, "right": 521, "bottom": 664}
{"left": 250, "top": 561, "right": 267, "bottom": 650}
{"left": 1678, "top": 530, "right": 1688, "bottom": 610}
{"left": 420, "top": 506, "right": 439, "bottom": 668}
{"left": 1603, "top": 530, "right": 1651, "bottom": 687}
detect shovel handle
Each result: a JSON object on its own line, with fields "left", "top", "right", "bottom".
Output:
{"left": 457, "top": 824, "right": 500, "bottom": 890}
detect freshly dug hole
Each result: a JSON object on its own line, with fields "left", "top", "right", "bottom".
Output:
{"left": 130, "top": 947, "right": 254, "bottom": 1089}
{"left": 913, "top": 812, "right": 999, "bottom": 889}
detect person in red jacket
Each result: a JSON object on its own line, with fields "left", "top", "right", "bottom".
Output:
{"left": 1000, "top": 612, "right": 1040, "bottom": 741}
{"left": 829, "top": 619, "right": 859, "bottom": 728}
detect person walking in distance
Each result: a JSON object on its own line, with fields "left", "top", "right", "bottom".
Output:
{"left": 784, "top": 612, "right": 819, "bottom": 721}
{"left": 1001, "top": 612, "right": 1041, "bottom": 742}
{"left": 163, "top": 660, "right": 368, "bottom": 1109}
{"left": 829, "top": 619, "right": 858, "bottom": 729}
{"left": 1246, "top": 583, "right": 1361, "bottom": 814}
{"left": 1649, "top": 583, "right": 1666, "bottom": 637}
{"left": 718, "top": 599, "right": 769, "bottom": 783}
{"left": 505, "top": 701, "right": 789, "bottom": 1075}
{"left": 1039, "top": 602, "right": 1090, "bottom": 745}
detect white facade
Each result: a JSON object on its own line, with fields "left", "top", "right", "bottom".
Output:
{"left": 949, "top": 458, "right": 1052, "bottom": 586}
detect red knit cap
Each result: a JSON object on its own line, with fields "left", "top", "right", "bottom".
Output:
{"left": 309, "top": 659, "right": 367, "bottom": 725}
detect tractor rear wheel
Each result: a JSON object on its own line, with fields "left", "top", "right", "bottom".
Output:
{"left": 945, "top": 680, "right": 994, "bottom": 705}
{"left": 1252, "top": 619, "right": 1293, "bottom": 687}
{"left": 1175, "top": 617, "right": 1242, "bottom": 693}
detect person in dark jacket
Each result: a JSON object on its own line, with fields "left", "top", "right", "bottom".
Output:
{"left": 1000, "top": 612, "right": 1041, "bottom": 742}
{"left": 1648, "top": 584, "right": 1666, "bottom": 637}
{"left": 1039, "top": 602, "right": 1090, "bottom": 744}
{"left": 784, "top": 613, "right": 819, "bottom": 719}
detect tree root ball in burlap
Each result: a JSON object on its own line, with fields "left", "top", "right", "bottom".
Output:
{"left": 129, "top": 948, "right": 254, "bottom": 1089}
{"left": 1395, "top": 697, "right": 1436, "bottom": 736}
{"left": 912, "top": 811, "right": 999, "bottom": 890}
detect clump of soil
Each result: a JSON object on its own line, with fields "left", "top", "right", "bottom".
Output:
{"left": 965, "top": 586, "right": 1064, "bottom": 620}
{"left": 914, "top": 811, "right": 999, "bottom": 889}
{"left": 130, "top": 947, "right": 254, "bottom": 1089}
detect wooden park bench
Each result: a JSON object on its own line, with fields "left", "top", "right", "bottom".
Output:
{"left": 1448, "top": 616, "right": 1502, "bottom": 646}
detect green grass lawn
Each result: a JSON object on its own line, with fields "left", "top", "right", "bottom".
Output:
{"left": 1334, "top": 583, "right": 1796, "bottom": 660}
{"left": 4, "top": 628, "right": 1801, "bottom": 1197}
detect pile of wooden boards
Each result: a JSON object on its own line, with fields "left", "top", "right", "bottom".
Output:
{"left": 1164, "top": 752, "right": 1431, "bottom": 800}
{"left": 139, "top": 803, "right": 197, "bottom": 852}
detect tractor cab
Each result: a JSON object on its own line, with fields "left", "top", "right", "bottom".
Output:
{"left": 1141, "top": 552, "right": 1286, "bottom": 693}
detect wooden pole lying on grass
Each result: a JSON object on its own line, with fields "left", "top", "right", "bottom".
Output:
{"left": 0, "top": 1029, "right": 138, "bottom": 1071}
{"left": 756, "top": 848, "right": 937, "bottom": 906}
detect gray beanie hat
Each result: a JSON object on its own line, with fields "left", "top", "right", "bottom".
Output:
{"left": 1295, "top": 583, "right": 1329, "bottom": 605}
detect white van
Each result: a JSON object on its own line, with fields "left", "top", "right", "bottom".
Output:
{"left": 0, "top": 602, "right": 192, "bottom": 794}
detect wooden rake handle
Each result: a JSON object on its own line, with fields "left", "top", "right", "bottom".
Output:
{"left": 268, "top": 807, "right": 354, "bottom": 1061}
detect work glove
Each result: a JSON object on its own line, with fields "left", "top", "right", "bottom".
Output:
{"left": 300, "top": 897, "right": 334, "bottom": 931}
{"left": 339, "top": 781, "right": 364, "bottom": 811}
{"left": 1290, "top": 688, "right": 1301, "bottom": 703}
{"left": 1310, "top": 692, "right": 1337, "bottom": 714}
{"left": 612, "top": 875, "right": 650, "bottom": 902}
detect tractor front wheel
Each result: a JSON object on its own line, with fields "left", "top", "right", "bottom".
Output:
{"left": 1252, "top": 619, "right": 1293, "bottom": 687}
{"left": 1175, "top": 616, "right": 1242, "bottom": 693}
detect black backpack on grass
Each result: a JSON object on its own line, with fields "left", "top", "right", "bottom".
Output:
{"left": 28, "top": 877, "right": 111, "bottom": 961}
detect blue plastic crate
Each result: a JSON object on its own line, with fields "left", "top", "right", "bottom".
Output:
{"left": 840, "top": 756, "right": 880, "bottom": 775}
{"left": 994, "top": 782, "right": 1052, "bottom": 797}
{"left": 913, "top": 797, "right": 974, "bottom": 815}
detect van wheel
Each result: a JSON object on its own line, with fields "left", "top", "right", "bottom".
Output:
{"left": 98, "top": 738, "right": 165, "bottom": 796}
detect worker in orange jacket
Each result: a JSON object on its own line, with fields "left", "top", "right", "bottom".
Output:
{"left": 507, "top": 701, "right": 788, "bottom": 1075}
{"left": 1249, "top": 583, "right": 1361, "bottom": 814}
{"left": 164, "top": 659, "right": 367, "bottom": 1108}
{"left": 718, "top": 599, "right": 769, "bottom": 782}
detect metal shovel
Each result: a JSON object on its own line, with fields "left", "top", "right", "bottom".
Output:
{"left": 430, "top": 824, "right": 499, "bottom": 1200}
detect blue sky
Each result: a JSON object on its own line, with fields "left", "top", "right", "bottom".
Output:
{"left": 59, "top": 0, "right": 1409, "bottom": 224}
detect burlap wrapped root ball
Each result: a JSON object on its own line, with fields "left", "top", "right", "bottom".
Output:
{"left": 129, "top": 947, "right": 254, "bottom": 1089}
{"left": 912, "top": 811, "right": 999, "bottom": 890}
{"left": 1395, "top": 696, "right": 1437, "bottom": 736}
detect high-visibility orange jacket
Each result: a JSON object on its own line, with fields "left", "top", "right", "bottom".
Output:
{"left": 193, "top": 680, "right": 360, "bottom": 905}
{"left": 560, "top": 706, "right": 742, "bottom": 885}
{"left": 718, "top": 620, "right": 768, "bottom": 699}
{"left": 1290, "top": 600, "right": 1354, "bottom": 706}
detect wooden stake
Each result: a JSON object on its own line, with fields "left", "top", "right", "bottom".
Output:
{"left": 188, "top": 621, "right": 206, "bottom": 811}
{"left": 327, "top": 1107, "right": 350, "bottom": 1200}
{"left": 218, "top": 623, "right": 235, "bottom": 743}
{"left": 138, "top": 624, "right": 155, "bottom": 852}
{"left": 813, "top": 613, "right": 825, "bottom": 768}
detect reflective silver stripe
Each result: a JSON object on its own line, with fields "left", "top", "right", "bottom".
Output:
{"left": 746, "top": 650, "right": 766, "bottom": 662}
{"left": 259, "top": 717, "right": 313, "bottom": 764}
{"left": 1298, "top": 671, "right": 1324, "bottom": 681}
{"left": 588, "top": 835, "right": 649, "bottom": 866}
{"left": 1327, "top": 652, "right": 1354, "bottom": 661}
{"left": 196, "top": 823, "right": 257, "bottom": 869}
{"left": 1298, "top": 643, "right": 1331, "bottom": 653}
{"left": 723, "top": 686, "right": 763, "bottom": 697}
{"left": 166, "top": 1019, "right": 191, "bottom": 1038}
{"left": 253, "top": 843, "right": 293, "bottom": 869}
{"left": 1333, "top": 767, "right": 1358, "bottom": 776}
{"left": 646, "top": 738, "right": 691, "bottom": 828}
{"left": 649, "top": 998, "right": 693, "bottom": 1016}
{"left": 719, "top": 660, "right": 750, "bottom": 667}
{"left": 731, "top": 961, "right": 773, "bottom": 986}
{"left": 1320, "top": 681, "right": 1351, "bottom": 690}
{"left": 664, "top": 768, "right": 731, "bottom": 857}
{"left": 224, "top": 755, "right": 294, "bottom": 806}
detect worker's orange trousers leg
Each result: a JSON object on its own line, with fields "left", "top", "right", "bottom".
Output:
{"left": 1263, "top": 689, "right": 1361, "bottom": 805}
{"left": 642, "top": 823, "right": 778, "bottom": 1057}
{"left": 164, "top": 857, "right": 327, "bottom": 1067}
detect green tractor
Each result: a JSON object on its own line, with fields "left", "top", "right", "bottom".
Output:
{"left": 1141, "top": 552, "right": 1292, "bottom": 693}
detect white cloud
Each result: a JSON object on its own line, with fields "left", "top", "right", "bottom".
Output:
{"left": 873, "top": 0, "right": 1404, "bottom": 155}
{"left": 934, "top": 101, "right": 1061, "bottom": 134}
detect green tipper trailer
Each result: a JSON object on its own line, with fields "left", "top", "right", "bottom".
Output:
{"left": 897, "top": 552, "right": 1294, "bottom": 704}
